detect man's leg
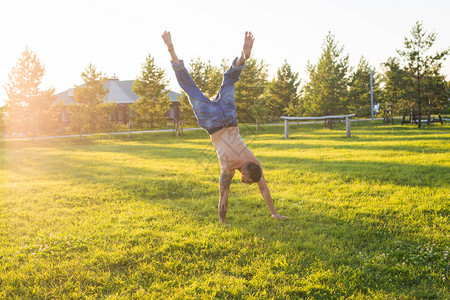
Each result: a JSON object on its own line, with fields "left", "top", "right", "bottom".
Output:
{"left": 220, "top": 58, "right": 245, "bottom": 88}
{"left": 214, "top": 32, "right": 255, "bottom": 124}
{"left": 162, "top": 31, "right": 224, "bottom": 132}
{"left": 172, "top": 61, "right": 210, "bottom": 103}
{"left": 219, "top": 31, "right": 254, "bottom": 87}
{"left": 162, "top": 31, "right": 210, "bottom": 103}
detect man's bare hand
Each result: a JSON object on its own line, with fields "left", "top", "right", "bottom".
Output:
{"left": 272, "top": 213, "right": 288, "bottom": 220}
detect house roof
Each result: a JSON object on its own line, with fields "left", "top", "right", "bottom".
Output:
{"left": 56, "top": 79, "right": 181, "bottom": 105}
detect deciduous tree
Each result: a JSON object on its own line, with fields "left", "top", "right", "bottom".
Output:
{"left": 0, "top": 106, "right": 6, "bottom": 138}
{"left": 4, "top": 47, "right": 61, "bottom": 137}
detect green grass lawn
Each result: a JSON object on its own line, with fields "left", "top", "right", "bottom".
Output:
{"left": 1, "top": 121, "right": 449, "bottom": 299}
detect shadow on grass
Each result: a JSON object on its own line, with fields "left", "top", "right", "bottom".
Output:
{"left": 19, "top": 149, "right": 442, "bottom": 296}
{"left": 259, "top": 155, "right": 449, "bottom": 188}
{"left": 3, "top": 125, "right": 449, "bottom": 298}
{"left": 25, "top": 149, "right": 445, "bottom": 297}
{"left": 253, "top": 138, "right": 449, "bottom": 155}
{"left": 285, "top": 123, "right": 450, "bottom": 142}
{"left": 33, "top": 137, "right": 448, "bottom": 189}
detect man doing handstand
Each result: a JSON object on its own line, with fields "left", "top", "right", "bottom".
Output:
{"left": 162, "top": 31, "right": 287, "bottom": 224}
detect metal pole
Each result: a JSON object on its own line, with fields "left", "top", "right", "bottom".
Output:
{"left": 284, "top": 119, "right": 289, "bottom": 139}
{"left": 346, "top": 117, "right": 351, "bottom": 138}
{"left": 368, "top": 68, "right": 374, "bottom": 121}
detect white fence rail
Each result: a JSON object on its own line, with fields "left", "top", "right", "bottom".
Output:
{"left": 280, "top": 114, "right": 357, "bottom": 139}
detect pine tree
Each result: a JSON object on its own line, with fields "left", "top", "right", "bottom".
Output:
{"left": 446, "top": 81, "right": 450, "bottom": 114}
{"left": 189, "top": 58, "right": 222, "bottom": 99}
{"left": 267, "top": 60, "right": 301, "bottom": 120}
{"left": 69, "top": 64, "right": 114, "bottom": 135}
{"left": 133, "top": 55, "right": 171, "bottom": 128}
{"left": 396, "top": 21, "right": 450, "bottom": 127}
{"left": 382, "top": 57, "right": 413, "bottom": 116}
{"left": 421, "top": 73, "right": 448, "bottom": 121}
{"left": 4, "top": 47, "right": 61, "bottom": 137}
{"left": 235, "top": 58, "right": 269, "bottom": 124}
{"left": 348, "top": 57, "right": 380, "bottom": 117}
{"left": 302, "top": 33, "right": 350, "bottom": 128}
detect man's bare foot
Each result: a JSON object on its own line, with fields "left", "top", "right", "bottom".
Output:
{"left": 161, "top": 31, "right": 174, "bottom": 51}
{"left": 236, "top": 31, "right": 255, "bottom": 66}
{"left": 243, "top": 31, "right": 254, "bottom": 59}
{"left": 161, "top": 31, "right": 180, "bottom": 64}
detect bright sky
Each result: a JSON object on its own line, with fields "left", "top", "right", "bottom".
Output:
{"left": 1, "top": 0, "right": 450, "bottom": 106}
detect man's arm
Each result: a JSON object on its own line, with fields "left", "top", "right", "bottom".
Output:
{"left": 219, "top": 169, "right": 235, "bottom": 224}
{"left": 257, "top": 174, "right": 287, "bottom": 220}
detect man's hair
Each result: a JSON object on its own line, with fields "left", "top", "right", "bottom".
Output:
{"left": 243, "top": 162, "right": 262, "bottom": 182}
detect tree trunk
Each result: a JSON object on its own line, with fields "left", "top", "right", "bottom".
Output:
{"left": 327, "top": 118, "right": 333, "bottom": 129}
{"left": 127, "top": 108, "right": 132, "bottom": 140}
{"left": 418, "top": 101, "right": 422, "bottom": 128}
{"left": 427, "top": 99, "right": 432, "bottom": 125}
{"left": 417, "top": 74, "right": 422, "bottom": 128}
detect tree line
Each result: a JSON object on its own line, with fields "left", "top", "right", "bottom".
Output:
{"left": 2, "top": 49, "right": 171, "bottom": 139}
{"left": 180, "top": 22, "right": 449, "bottom": 129}
{"left": 2, "top": 21, "right": 449, "bottom": 138}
